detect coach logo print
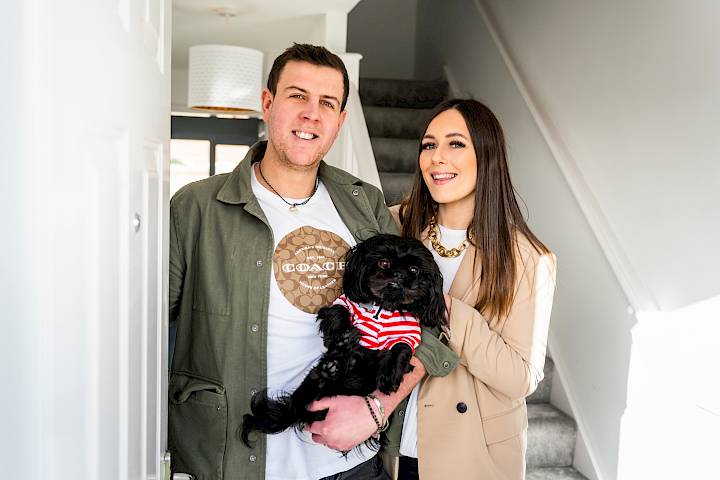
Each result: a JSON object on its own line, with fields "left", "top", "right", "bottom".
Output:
{"left": 274, "top": 226, "right": 350, "bottom": 313}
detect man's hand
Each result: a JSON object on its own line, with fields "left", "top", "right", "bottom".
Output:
{"left": 306, "top": 357, "right": 428, "bottom": 452}
{"left": 305, "top": 395, "right": 376, "bottom": 452}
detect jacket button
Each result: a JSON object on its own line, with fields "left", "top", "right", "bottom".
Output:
{"left": 442, "top": 361, "right": 451, "bottom": 369}
{"left": 256, "top": 259, "right": 263, "bottom": 267}
{"left": 250, "top": 388, "right": 258, "bottom": 397}
{"left": 249, "top": 454, "right": 257, "bottom": 462}
{"left": 398, "top": 410, "right": 405, "bottom": 417}
{"left": 251, "top": 324, "right": 259, "bottom": 332}
{"left": 352, "top": 188, "right": 359, "bottom": 196}
{"left": 456, "top": 402, "right": 467, "bottom": 414}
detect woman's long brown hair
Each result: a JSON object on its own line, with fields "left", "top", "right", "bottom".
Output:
{"left": 400, "top": 99, "right": 549, "bottom": 319}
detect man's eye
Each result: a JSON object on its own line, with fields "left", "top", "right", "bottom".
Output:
{"left": 378, "top": 259, "right": 391, "bottom": 269}
{"left": 420, "top": 142, "right": 436, "bottom": 150}
{"left": 409, "top": 266, "right": 419, "bottom": 275}
{"left": 290, "top": 93, "right": 305, "bottom": 100}
{"left": 321, "top": 100, "right": 335, "bottom": 109}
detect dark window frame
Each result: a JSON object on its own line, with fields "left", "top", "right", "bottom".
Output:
{"left": 171, "top": 115, "right": 260, "bottom": 175}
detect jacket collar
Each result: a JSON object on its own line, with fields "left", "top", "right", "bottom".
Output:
{"left": 216, "top": 141, "right": 359, "bottom": 205}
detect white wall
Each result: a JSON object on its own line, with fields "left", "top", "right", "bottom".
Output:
{"left": 347, "top": 0, "right": 418, "bottom": 79}
{"left": 416, "top": 1, "right": 720, "bottom": 478}
{"left": 479, "top": 0, "right": 720, "bottom": 312}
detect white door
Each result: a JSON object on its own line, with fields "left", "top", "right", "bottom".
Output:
{"left": 0, "top": 1, "right": 171, "bottom": 479}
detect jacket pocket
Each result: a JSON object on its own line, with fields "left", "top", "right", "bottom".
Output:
{"left": 481, "top": 402, "right": 528, "bottom": 445}
{"left": 168, "top": 372, "right": 228, "bottom": 480}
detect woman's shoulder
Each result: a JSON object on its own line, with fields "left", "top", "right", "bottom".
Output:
{"left": 513, "top": 232, "right": 557, "bottom": 271}
{"left": 388, "top": 204, "right": 402, "bottom": 231}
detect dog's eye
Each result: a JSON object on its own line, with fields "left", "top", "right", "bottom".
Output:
{"left": 378, "top": 259, "right": 390, "bottom": 269}
{"left": 409, "top": 266, "right": 419, "bottom": 275}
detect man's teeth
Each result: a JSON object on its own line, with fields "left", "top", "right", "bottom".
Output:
{"left": 432, "top": 173, "right": 457, "bottom": 180}
{"left": 293, "top": 130, "right": 317, "bottom": 140}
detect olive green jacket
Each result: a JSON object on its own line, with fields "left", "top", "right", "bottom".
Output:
{"left": 167, "top": 141, "right": 458, "bottom": 480}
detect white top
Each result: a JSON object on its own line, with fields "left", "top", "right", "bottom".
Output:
{"left": 251, "top": 167, "right": 376, "bottom": 480}
{"left": 399, "top": 224, "right": 468, "bottom": 458}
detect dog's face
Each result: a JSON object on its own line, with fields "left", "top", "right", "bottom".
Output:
{"left": 342, "top": 234, "right": 446, "bottom": 329}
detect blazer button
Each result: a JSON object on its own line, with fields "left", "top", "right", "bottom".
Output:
{"left": 456, "top": 402, "right": 467, "bottom": 414}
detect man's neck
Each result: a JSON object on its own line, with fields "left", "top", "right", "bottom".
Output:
{"left": 256, "top": 149, "right": 319, "bottom": 199}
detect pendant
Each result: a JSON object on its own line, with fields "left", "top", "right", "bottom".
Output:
{"left": 289, "top": 205, "right": 298, "bottom": 213}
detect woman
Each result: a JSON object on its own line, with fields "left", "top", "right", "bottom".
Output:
{"left": 387, "top": 99, "right": 557, "bottom": 479}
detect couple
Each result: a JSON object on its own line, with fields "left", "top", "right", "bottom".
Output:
{"left": 168, "top": 43, "right": 556, "bottom": 480}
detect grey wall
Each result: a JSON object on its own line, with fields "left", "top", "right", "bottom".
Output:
{"left": 347, "top": 0, "right": 418, "bottom": 79}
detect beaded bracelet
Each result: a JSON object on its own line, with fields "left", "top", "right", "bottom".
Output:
{"left": 364, "top": 395, "right": 382, "bottom": 437}
{"left": 366, "top": 393, "right": 389, "bottom": 432}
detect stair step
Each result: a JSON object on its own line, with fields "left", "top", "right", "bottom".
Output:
{"left": 527, "top": 404, "right": 577, "bottom": 468}
{"left": 365, "top": 106, "right": 435, "bottom": 139}
{"left": 527, "top": 357, "right": 555, "bottom": 404}
{"left": 371, "top": 137, "right": 419, "bottom": 173}
{"left": 360, "top": 78, "right": 448, "bottom": 108}
{"left": 379, "top": 172, "right": 414, "bottom": 207}
{"left": 526, "top": 467, "right": 589, "bottom": 480}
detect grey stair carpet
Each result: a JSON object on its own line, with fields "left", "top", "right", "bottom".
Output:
{"left": 527, "top": 404, "right": 577, "bottom": 468}
{"left": 527, "top": 467, "right": 589, "bottom": 480}
{"left": 360, "top": 78, "right": 448, "bottom": 205}
{"left": 527, "top": 357, "right": 555, "bottom": 404}
{"left": 359, "top": 78, "right": 448, "bottom": 108}
{"left": 364, "top": 106, "right": 434, "bottom": 139}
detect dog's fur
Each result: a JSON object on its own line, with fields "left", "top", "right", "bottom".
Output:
{"left": 240, "top": 234, "right": 446, "bottom": 448}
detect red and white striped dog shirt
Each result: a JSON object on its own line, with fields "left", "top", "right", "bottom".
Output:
{"left": 332, "top": 294, "right": 422, "bottom": 353}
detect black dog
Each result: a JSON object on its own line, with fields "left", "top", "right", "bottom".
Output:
{"left": 240, "top": 234, "right": 446, "bottom": 448}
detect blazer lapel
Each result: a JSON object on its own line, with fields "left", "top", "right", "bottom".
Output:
{"left": 449, "top": 246, "right": 480, "bottom": 304}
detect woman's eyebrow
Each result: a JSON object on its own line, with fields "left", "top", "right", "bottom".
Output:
{"left": 445, "top": 132, "right": 469, "bottom": 139}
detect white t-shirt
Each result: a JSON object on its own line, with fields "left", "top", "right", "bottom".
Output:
{"left": 251, "top": 167, "right": 376, "bottom": 480}
{"left": 399, "top": 224, "right": 468, "bottom": 458}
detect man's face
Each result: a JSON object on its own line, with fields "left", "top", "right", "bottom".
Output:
{"left": 262, "top": 60, "right": 347, "bottom": 171}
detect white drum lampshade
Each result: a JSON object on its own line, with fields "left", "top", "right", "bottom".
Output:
{"left": 188, "top": 45, "right": 264, "bottom": 113}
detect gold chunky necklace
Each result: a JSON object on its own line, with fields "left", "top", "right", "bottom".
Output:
{"left": 428, "top": 216, "right": 469, "bottom": 258}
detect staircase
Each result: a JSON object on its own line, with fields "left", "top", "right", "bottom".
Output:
{"left": 360, "top": 78, "right": 589, "bottom": 480}
{"left": 360, "top": 78, "right": 447, "bottom": 206}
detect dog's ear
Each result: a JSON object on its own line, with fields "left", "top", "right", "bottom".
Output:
{"left": 341, "top": 240, "right": 373, "bottom": 303}
{"left": 421, "top": 260, "right": 448, "bottom": 330}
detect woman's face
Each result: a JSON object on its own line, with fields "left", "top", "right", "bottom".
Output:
{"left": 419, "top": 109, "right": 478, "bottom": 211}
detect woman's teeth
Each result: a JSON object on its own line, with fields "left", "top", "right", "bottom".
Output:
{"left": 432, "top": 173, "right": 457, "bottom": 180}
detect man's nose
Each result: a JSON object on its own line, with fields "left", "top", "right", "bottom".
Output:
{"left": 301, "top": 101, "right": 321, "bottom": 121}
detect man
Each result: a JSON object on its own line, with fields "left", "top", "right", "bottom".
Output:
{"left": 168, "top": 44, "right": 457, "bottom": 480}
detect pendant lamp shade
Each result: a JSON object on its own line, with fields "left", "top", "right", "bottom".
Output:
{"left": 188, "top": 45, "right": 263, "bottom": 113}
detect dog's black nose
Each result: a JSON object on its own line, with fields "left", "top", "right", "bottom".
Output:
{"left": 393, "top": 271, "right": 405, "bottom": 280}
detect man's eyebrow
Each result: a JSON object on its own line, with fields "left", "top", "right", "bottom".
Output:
{"left": 284, "top": 85, "right": 308, "bottom": 94}
{"left": 320, "top": 94, "right": 341, "bottom": 106}
{"left": 284, "top": 86, "right": 340, "bottom": 106}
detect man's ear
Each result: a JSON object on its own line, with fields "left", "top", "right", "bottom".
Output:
{"left": 337, "top": 109, "right": 347, "bottom": 131}
{"left": 261, "top": 88, "right": 273, "bottom": 123}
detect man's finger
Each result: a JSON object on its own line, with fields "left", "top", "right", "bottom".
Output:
{"left": 307, "top": 397, "right": 334, "bottom": 411}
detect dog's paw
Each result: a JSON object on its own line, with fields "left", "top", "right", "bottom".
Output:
{"left": 319, "top": 359, "right": 340, "bottom": 379}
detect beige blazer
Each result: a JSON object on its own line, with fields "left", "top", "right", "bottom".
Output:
{"left": 389, "top": 206, "right": 557, "bottom": 480}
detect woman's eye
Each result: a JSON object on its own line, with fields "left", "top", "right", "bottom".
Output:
{"left": 450, "top": 140, "right": 466, "bottom": 148}
{"left": 409, "top": 266, "right": 419, "bottom": 275}
{"left": 420, "top": 142, "right": 436, "bottom": 151}
{"left": 378, "top": 259, "right": 391, "bottom": 269}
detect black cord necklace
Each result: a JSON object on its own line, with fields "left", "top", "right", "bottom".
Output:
{"left": 257, "top": 162, "right": 319, "bottom": 212}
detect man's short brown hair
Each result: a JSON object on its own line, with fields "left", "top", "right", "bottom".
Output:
{"left": 267, "top": 43, "right": 349, "bottom": 111}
